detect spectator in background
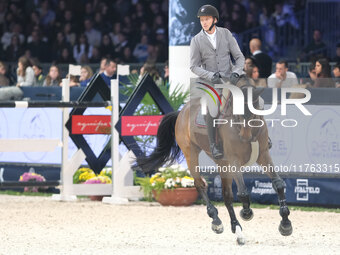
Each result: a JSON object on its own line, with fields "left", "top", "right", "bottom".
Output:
{"left": 250, "top": 65, "right": 267, "bottom": 87}
{"left": 268, "top": 60, "right": 298, "bottom": 88}
{"left": 32, "top": 62, "right": 45, "bottom": 86}
{"left": 4, "top": 34, "right": 23, "bottom": 61}
{"left": 121, "top": 47, "right": 136, "bottom": 63}
{"left": 79, "top": 65, "right": 94, "bottom": 87}
{"left": 84, "top": 18, "right": 101, "bottom": 47}
{"left": 314, "top": 58, "right": 335, "bottom": 88}
{"left": 43, "top": 65, "right": 61, "bottom": 86}
{"left": 65, "top": 74, "right": 80, "bottom": 87}
{"left": 0, "top": 61, "right": 9, "bottom": 86}
{"left": 39, "top": 0, "right": 56, "bottom": 31}
{"left": 99, "top": 33, "right": 113, "bottom": 59}
{"left": 109, "top": 22, "right": 121, "bottom": 47}
{"left": 333, "top": 43, "right": 340, "bottom": 63}
{"left": 333, "top": 63, "right": 340, "bottom": 88}
{"left": 133, "top": 34, "right": 149, "bottom": 63}
{"left": 73, "top": 33, "right": 93, "bottom": 64}
{"left": 89, "top": 47, "right": 102, "bottom": 63}
{"left": 16, "top": 56, "right": 35, "bottom": 87}
{"left": 57, "top": 47, "right": 76, "bottom": 64}
{"left": 26, "top": 29, "right": 48, "bottom": 62}
{"left": 100, "top": 58, "right": 117, "bottom": 86}
{"left": 1, "top": 22, "right": 25, "bottom": 50}
{"left": 244, "top": 57, "right": 255, "bottom": 73}
{"left": 52, "top": 31, "right": 71, "bottom": 61}
{"left": 63, "top": 22, "right": 76, "bottom": 46}
{"left": 301, "top": 29, "right": 327, "bottom": 61}
{"left": 249, "top": 38, "right": 272, "bottom": 78}
{"left": 98, "top": 57, "right": 108, "bottom": 73}
{"left": 304, "top": 61, "right": 317, "bottom": 86}
{"left": 140, "top": 61, "right": 162, "bottom": 87}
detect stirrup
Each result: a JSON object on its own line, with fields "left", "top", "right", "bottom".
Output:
{"left": 268, "top": 137, "right": 272, "bottom": 149}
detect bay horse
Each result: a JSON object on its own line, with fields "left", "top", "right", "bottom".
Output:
{"left": 137, "top": 77, "right": 293, "bottom": 245}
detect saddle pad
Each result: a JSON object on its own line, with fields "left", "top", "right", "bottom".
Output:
{"left": 195, "top": 106, "right": 206, "bottom": 127}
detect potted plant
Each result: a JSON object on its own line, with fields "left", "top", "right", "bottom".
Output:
{"left": 73, "top": 167, "right": 112, "bottom": 201}
{"left": 19, "top": 172, "right": 47, "bottom": 192}
{"left": 136, "top": 164, "right": 198, "bottom": 206}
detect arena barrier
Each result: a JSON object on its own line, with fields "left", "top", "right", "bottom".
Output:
{"left": 0, "top": 65, "right": 143, "bottom": 203}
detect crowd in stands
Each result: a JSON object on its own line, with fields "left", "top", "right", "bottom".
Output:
{"left": 244, "top": 38, "right": 340, "bottom": 88}
{"left": 0, "top": 0, "right": 169, "bottom": 64}
{"left": 0, "top": 0, "right": 338, "bottom": 89}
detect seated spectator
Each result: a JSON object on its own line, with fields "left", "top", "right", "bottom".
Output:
{"left": 100, "top": 58, "right": 117, "bottom": 86}
{"left": 333, "top": 63, "right": 340, "bottom": 88}
{"left": 65, "top": 74, "right": 80, "bottom": 87}
{"left": 57, "top": 47, "right": 76, "bottom": 64}
{"left": 140, "top": 61, "right": 163, "bottom": 87}
{"left": 246, "top": 65, "right": 267, "bottom": 87}
{"left": 0, "top": 61, "right": 9, "bottom": 86}
{"left": 84, "top": 18, "right": 101, "bottom": 47}
{"left": 80, "top": 66, "right": 94, "bottom": 87}
{"left": 244, "top": 57, "right": 255, "bottom": 73}
{"left": 5, "top": 34, "right": 24, "bottom": 62}
{"left": 98, "top": 57, "right": 108, "bottom": 73}
{"left": 99, "top": 33, "right": 114, "bottom": 59}
{"left": 32, "top": 62, "right": 45, "bottom": 86}
{"left": 249, "top": 38, "right": 272, "bottom": 78}
{"left": 43, "top": 65, "right": 61, "bottom": 86}
{"left": 268, "top": 60, "right": 298, "bottom": 88}
{"left": 133, "top": 35, "right": 149, "bottom": 63}
{"left": 302, "top": 61, "right": 317, "bottom": 86}
{"left": 314, "top": 58, "right": 335, "bottom": 88}
{"left": 121, "top": 47, "right": 136, "bottom": 64}
{"left": 334, "top": 43, "right": 340, "bottom": 63}
{"left": 73, "top": 33, "right": 93, "bottom": 64}
{"left": 16, "top": 56, "right": 35, "bottom": 87}
{"left": 301, "top": 29, "right": 327, "bottom": 61}
{"left": 89, "top": 47, "right": 102, "bottom": 63}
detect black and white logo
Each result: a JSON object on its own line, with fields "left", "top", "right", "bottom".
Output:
{"left": 294, "top": 179, "right": 320, "bottom": 201}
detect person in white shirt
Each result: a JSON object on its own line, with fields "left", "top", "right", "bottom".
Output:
{"left": 267, "top": 60, "right": 298, "bottom": 88}
{"left": 16, "top": 56, "right": 35, "bottom": 87}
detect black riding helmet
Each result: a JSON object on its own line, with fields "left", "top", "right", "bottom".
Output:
{"left": 197, "top": 5, "right": 219, "bottom": 21}
{"left": 197, "top": 5, "right": 219, "bottom": 31}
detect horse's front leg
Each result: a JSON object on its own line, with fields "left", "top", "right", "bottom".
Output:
{"left": 184, "top": 149, "right": 223, "bottom": 234}
{"left": 220, "top": 173, "right": 245, "bottom": 245}
{"left": 257, "top": 151, "right": 293, "bottom": 236}
{"left": 194, "top": 176, "right": 224, "bottom": 234}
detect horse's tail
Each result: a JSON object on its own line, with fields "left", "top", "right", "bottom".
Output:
{"left": 136, "top": 111, "right": 181, "bottom": 173}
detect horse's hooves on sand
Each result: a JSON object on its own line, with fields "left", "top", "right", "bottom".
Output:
{"left": 240, "top": 208, "right": 254, "bottom": 221}
{"left": 279, "top": 220, "right": 293, "bottom": 236}
{"left": 236, "top": 225, "right": 245, "bottom": 245}
{"left": 211, "top": 223, "right": 224, "bottom": 234}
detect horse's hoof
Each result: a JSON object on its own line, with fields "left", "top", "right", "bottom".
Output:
{"left": 240, "top": 208, "right": 254, "bottom": 221}
{"left": 279, "top": 220, "right": 293, "bottom": 236}
{"left": 237, "top": 237, "right": 246, "bottom": 245}
{"left": 212, "top": 223, "right": 224, "bottom": 234}
{"left": 235, "top": 225, "right": 245, "bottom": 245}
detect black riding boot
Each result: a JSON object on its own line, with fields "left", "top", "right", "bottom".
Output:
{"left": 206, "top": 112, "right": 223, "bottom": 159}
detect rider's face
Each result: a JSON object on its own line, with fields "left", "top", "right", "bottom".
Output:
{"left": 200, "top": 16, "right": 214, "bottom": 31}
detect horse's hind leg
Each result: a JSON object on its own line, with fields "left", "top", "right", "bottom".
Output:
{"left": 257, "top": 151, "right": 293, "bottom": 236}
{"left": 221, "top": 175, "right": 245, "bottom": 245}
{"left": 184, "top": 148, "right": 223, "bottom": 234}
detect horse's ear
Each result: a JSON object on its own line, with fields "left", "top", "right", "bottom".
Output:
{"left": 253, "top": 87, "right": 265, "bottom": 99}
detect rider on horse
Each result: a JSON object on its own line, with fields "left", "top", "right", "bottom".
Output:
{"left": 190, "top": 4, "right": 245, "bottom": 159}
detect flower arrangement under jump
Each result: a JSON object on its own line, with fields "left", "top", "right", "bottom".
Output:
{"left": 19, "top": 172, "right": 47, "bottom": 192}
{"left": 136, "top": 164, "right": 195, "bottom": 202}
{"left": 73, "top": 167, "right": 112, "bottom": 184}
